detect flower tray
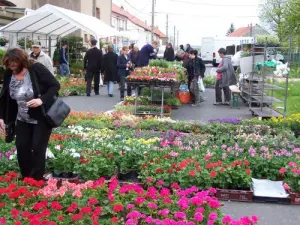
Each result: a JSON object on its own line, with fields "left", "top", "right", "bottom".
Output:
{"left": 290, "top": 192, "right": 300, "bottom": 205}
{"left": 216, "top": 188, "right": 253, "bottom": 202}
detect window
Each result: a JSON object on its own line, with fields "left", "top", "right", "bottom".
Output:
{"left": 96, "top": 7, "right": 100, "bottom": 19}
{"left": 112, "top": 17, "right": 117, "bottom": 28}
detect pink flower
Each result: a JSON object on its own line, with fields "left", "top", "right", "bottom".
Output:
{"left": 156, "top": 180, "right": 164, "bottom": 186}
{"left": 195, "top": 207, "right": 205, "bottom": 213}
{"left": 135, "top": 197, "right": 145, "bottom": 205}
{"left": 169, "top": 151, "right": 179, "bottom": 157}
{"left": 127, "top": 204, "right": 135, "bottom": 210}
{"left": 288, "top": 162, "right": 297, "bottom": 167}
{"left": 147, "top": 202, "right": 158, "bottom": 209}
{"left": 158, "top": 209, "right": 170, "bottom": 217}
{"left": 126, "top": 211, "right": 141, "bottom": 220}
{"left": 209, "top": 212, "right": 218, "bottom": 222}
{"left": 72, "top": 190, "right": 82, "bottom": 198}
{"left": 208, "top": 199, "right": 221, "bottom": 209}
{"left": 252, "top": 215, "right": 259, "bottom": 223}
{"left": 146, "top": 177, "right": 153, "bottom": 183}
{"left": 171, "top": 183, "right": 181, "bottom": 190}
{"left": 194, "top": 212, "right": 203, "bottom": 222}
{"left": 174, "top": 212, "right": 186, "bottom": 220}
{"left": 279, "top": 168, "right": 287, "bottom": 174}
{"left": 222, "top": 215, "right": 232, "bottom": 224}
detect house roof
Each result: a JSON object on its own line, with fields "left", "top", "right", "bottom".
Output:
{"left": 112, "top": 4, "right": 166, "bottom": 38}
{"left": 227, "top": 27, "right": 251, "bottom": 37}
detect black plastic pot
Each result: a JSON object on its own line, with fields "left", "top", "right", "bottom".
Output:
{"left": 295, "top": 131, "right": 300, "bottom": 138}
{"left": 118, "top": 171, "right": 139, "bottom": 182}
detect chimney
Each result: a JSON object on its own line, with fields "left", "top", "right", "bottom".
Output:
{"left": 145, "top": 20, "right": 147, "bottom": 24}
{"left": 121, "top": 6, "right": 124, "bottom": 10}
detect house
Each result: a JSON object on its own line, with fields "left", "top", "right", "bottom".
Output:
{"left": 112, "top": 4, "right": 166, "bottom": 47}
{"left": 5, "top": 0, "right": 112, "bottom": 44}
{"left": 227, "top": 24, "right": 270, "bottom": 37}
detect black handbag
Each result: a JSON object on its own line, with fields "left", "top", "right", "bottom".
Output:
{"left": 32, "top": 73, "right": 71, "bottom": 128}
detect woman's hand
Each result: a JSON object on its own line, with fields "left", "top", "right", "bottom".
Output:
{"left": 0, "top": 119, "right": 4, "bottom": 132}
{"left": 27, "top": 98, "right": 43, "bottom": 108}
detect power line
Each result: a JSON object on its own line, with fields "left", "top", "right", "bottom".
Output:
{"left": 153, "top": 12, "right": 259, "bottom": 18}
{"left": 124, "top": 0, "right": 150, "bottom": 16}
{"left": 170, "top": 0, "right": 258, "bottom": 7}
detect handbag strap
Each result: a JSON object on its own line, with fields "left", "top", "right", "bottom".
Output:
{"left": 30, "top": 68, "right": 42, "bottom": 98}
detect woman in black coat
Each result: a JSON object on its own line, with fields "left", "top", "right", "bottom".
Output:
{"left": 103, "top": 45, "right": 118, "bottom": 97}
{"left": 163, "top": 43, "right": 175, "bottom": 62}
{"left": 0, "top": 48, "right": 60, "bottom": 181}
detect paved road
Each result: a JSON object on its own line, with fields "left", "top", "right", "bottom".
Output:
{"left": 64, "top": 84, "right": 300, "bottom": 225}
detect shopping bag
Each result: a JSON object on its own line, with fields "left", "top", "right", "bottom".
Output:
{"left": 198, "top": 77, "right": 205, "bottom": 92}
{"left": 176, "top": 91, "right": 191, "bottom": 104}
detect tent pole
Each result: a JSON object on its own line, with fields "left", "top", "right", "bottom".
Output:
{"left": 18, "top": 13, "right": 54, "bottom": 32}
{"left": 48, "top": 36, "right": 52, "bottom": 57}
{"left": 24, "top": 35, "right": 27, "bottom": 50}
{"left": 47, "top": 22, "right": 70, "bottom": 35}
{"left": 31, "top": 18, "right": 62, "bottom": 34}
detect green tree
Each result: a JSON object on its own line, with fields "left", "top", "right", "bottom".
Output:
{"left": 226, "top": 23, "right": 235, "bottom": 36}
{"left": 259, "top": 0, "right": 287, "bottom": 42}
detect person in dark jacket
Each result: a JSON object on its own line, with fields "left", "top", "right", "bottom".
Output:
{"left": 59, "top": 43, "right": 70, "bottom": 76}
{"left": 137, "top": 41, "right": 158, "bottom": 67}
{"left": 103, "top": 45, "right": 118, "bottom": 97}
{"left": 163, "top": 43, "right": 175, "bottom": 62}
{"left": 129, "top": 45, "right": 139, "bottom": 66}
{"left": 180, "top": 44, "right": 185, "bottom": 52}
{"left": 118, "top": 46, "right": 132, "bottom": 101}
{"left": 186, "top": 49, "right": 206, "bottom": 106}
{"left": 0, "top": 48, "right": 60, "bottom": 181}
{"left": 84, "top": 39, "right": 103, "bottom": 96}
{"left": 185, "top": 44, "right": 192, "bottom": 53}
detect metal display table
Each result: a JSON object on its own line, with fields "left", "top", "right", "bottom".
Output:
{"left": 126, "top": 80, "right": 179, "bottom": 118}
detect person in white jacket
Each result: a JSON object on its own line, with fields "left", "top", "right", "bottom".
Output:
{"left": 29, "top": 41, "right": 54, "bottom": 75}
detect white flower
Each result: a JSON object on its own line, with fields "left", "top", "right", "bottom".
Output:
{"left": 55, "top": 145, "right": 61, "bottom": 150}
{"left": 46, "top": 148, "right": 56, "bottom": 159}
{"left": 70, "top": 152, "right": 80, "bottom": 158}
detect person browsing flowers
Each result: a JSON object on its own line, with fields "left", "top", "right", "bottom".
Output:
{"left": 0, "top": 48, "right": 60, "bottom": 181}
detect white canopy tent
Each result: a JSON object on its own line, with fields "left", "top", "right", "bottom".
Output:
{"left": 0, "top": 4, "right": 119, "bottom": 50}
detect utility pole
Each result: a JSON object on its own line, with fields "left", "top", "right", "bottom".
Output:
{"left": 166, "top": 14, "right": 169, "bottom": 43}
{"left": 177, "top": 30, "right": 179, "bottom": 49}
{"left": 151, "top": 0, "right": 155, "bottom": 42}
{"left": 173, "top": 25, "right": 176, "bottom": 48}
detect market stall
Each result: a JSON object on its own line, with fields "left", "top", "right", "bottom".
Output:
{"left": 125, "top": 60, "right": 186, "bottom": 117}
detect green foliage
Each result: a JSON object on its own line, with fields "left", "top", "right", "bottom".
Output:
{"left": 56, "top": 36, "right": 84, "bottom": 62}
{"left": 17, "top": 38, "right": 33, "bottom": 49}
{"left": 256, "top": 35, "right": 280, "bottom": 46}
{"left": 226, "top": 23, "right": 235, "bottom": 36}
{"left": 0, "top": 37, "right": 8, "bottom": 47}
{"left": 149, "top": 59, "right": 170, "bottom": 68}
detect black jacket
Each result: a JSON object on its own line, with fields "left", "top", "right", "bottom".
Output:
{"left": 84, "top": 47, "right": 103, "bottom": 73}
{"left": 103, "top": 52, "right": 118, "bottom": 82}
{"left": 164, "top": 48, "right": 175, "bottom": 62}
{"left": 117, "top": 54, "right": 130, "bottom": 77}
{"left": 0, "top": 62, "right": 60, "bottom": 124}
{"left": 59, "top": 48, "right": 68, "bottom": 64}
{"left": 187, "top": 57, "right": 206, "bottom": 80}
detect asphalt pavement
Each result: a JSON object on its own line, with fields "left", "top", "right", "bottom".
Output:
{"left": 63, "top": 84, "right": 300, "bottom": 225}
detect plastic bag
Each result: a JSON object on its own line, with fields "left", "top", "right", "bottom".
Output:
{"left": 197, "top": 77, "right": 205, "bottom": 92}
{"left": 176, "top": 91, "right": 191, "bottom": 104}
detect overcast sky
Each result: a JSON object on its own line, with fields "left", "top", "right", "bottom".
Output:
{"left": 113, "top": 0, "right": 261, "bottom": 46}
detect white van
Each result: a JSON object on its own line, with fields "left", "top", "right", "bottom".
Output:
{"left": 201, "top": 37, "right": 254, "bottom": 67}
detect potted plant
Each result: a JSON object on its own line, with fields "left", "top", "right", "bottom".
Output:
{"left": 53, "top": 48, "right": 60, "bottom": 66}
{"left": 166, "top": 98, "right": 181, "bottom": 109}
{"left": 281, "top": 162, "right": 300, "bottom": 205}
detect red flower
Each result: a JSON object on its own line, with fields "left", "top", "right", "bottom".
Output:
{"left": 204, "top": 155, "right": 212, "bottom": 161}
{"left": 210, "top": 171, "right": 217, "bottom": 178}
{"left": 14, "top": 222, "right": 21, "bottom": 225}
{"left": 80, "top": 206, "right": 92, "bottom": 214}
{"left": 111, "top": 217, "right": 118, "bottom": 223}
{"left": 189, "top": 170, "right": 196, "bottom": 177}
{"left": 71, "top": 214, "right": 83, "bottom": 221}
{"left": 57, "top": 216, "right": 64, "bottom": 221}
{"left": 51, "top": 201, "right": 63, "bottom": 211}
{"left": 19, "top": 198, "right": 26, "bottom": 206}
{"left": 11, "top": 209, "right": 20, "bottom": 219}
{"left": 0, "top": 202, "right": 5, "bottom": 208}
{"left": 93, "top": 222, "right": 100, "bottom": 225}
{"left": 155, "top": 168, "right": 163, "bottom": 173}
{"left": 279, "top": 168, "right": 287, "bottom": 174}
{"left": 219, "top": 168, "right": 225, "bottom": 173}
{"left": 245, "top": 169, "right": 251, "bottom": 175}
{"left": 88, "top": 198, "right": 99, "bottom": 206}
{"left": 112, "top": 204, "right": 124, "bottom": 213}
